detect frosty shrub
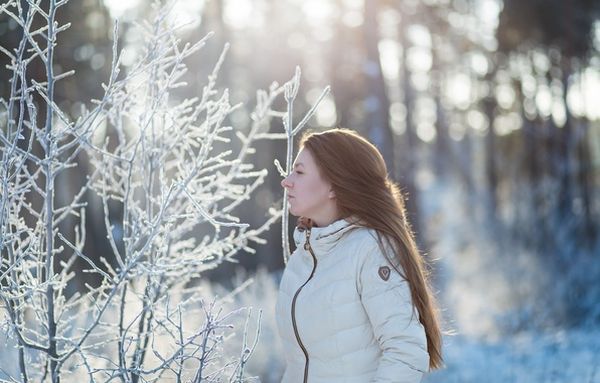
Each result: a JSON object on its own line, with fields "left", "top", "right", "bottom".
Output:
{"left": 195, "top": 268, "right": 286, "bottom": 383}
{"left": 0, "top": 0, "right": 328, "bottom": 381}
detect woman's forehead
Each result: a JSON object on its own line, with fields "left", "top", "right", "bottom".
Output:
{"left": 295, "top": 149, "right": 312, "bottom": 165}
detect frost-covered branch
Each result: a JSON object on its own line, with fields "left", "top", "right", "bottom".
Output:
{"left": 0, "top": 0, "right": 299, "bottom": 381}
{"left": 274, "top": 66, "right": 331, "bottom": 263}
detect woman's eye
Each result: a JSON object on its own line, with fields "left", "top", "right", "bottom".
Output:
{"left": 296, "top": 170, "right": 304, "bottom": 175}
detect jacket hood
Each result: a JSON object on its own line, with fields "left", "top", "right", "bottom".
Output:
{"left": 293, "top": 216, "right": 363, "bottom": 255}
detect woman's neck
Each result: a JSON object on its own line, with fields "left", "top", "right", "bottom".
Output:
{"left": 311, "top": 215, "right": 341, "bottom": 228}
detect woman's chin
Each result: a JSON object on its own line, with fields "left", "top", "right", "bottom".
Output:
{"left": 287, "top": 206, "right": 300, "bottom": 217}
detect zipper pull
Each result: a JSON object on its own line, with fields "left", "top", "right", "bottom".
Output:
{"left": 303, "top": 227, "right": 312, "bottom": 251}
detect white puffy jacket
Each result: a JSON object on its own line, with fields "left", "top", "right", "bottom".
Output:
{"left": 275, "top": 218, "right": 429, "bottom": 383}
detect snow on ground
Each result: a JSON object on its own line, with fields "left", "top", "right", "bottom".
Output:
{"left": 424, "top": 327, "right": 600, "bottom": 383}
{"left": 254, "top": 268, "right": 600, "bottom": 383}
{"left": 418, "top": 176, "right": 600, "bottom": 383}
{"left": 2, "top": 269, "right": 599, "bottom": 382}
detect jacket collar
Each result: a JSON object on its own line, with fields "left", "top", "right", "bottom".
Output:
{"left": 293, "top": 216, "right": 362, "bottom": 255}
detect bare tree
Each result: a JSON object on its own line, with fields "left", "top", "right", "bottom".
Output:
{"left": 0, "top": 0, "right": 332, "bottom": 381}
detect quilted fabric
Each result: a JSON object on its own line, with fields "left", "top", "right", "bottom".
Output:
{"left": 275, "top": 218, "right": 429, "bottom": 383}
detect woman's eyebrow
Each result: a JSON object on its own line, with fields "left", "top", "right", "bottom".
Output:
{"left": 294, "top": 162, "right": 305, "bottom": 168}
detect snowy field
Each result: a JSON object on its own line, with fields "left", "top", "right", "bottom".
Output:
{"left": 424, "top": 328, "right": 600, "bottom": 383}
{"left": 201, "top": 276, "right": 600, "bottom": 383}
{"left": 220, "top": 269, "right": 600, "bottom": 383}
{"left": 2, "top": 268, "right": 599, "bottom": 382}
{"left": 191, "top": 269, "right": 600, "bottom": 383}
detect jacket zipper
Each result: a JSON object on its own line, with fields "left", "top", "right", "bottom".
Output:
{"left": 290, "top": 227, "right": 317, "bottom": 383}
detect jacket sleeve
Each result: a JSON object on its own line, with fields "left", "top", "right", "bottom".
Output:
{"left": 357, "top": 243, "right": 430, "bottom": 383}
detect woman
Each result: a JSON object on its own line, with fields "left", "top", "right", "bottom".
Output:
{"left": 275, "top": 128, "right": 443, "bottom": 383}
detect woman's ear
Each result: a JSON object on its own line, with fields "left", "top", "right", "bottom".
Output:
{"left": 329, "top": 190, "right": 336, "bottom": 199}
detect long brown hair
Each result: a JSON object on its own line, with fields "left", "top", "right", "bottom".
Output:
{"left": 300, "top": 128, "right": 443, "bottom": 370}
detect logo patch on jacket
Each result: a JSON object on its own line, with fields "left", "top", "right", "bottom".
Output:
{"left": 378, "top": 266, "right": 391, "bottom": 281}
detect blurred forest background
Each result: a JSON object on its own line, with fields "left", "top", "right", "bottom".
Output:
{"left": 1, "top": 0, "right": 599, "bottom": 380}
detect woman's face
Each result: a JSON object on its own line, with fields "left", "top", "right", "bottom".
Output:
{"left": 280, "top": 148, "right": 336, "bottom": 223}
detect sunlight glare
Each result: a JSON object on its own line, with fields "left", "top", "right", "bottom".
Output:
{"left": 303, "top": 0, "right": 338, "bottom": 26}
{"left": 520, "top": 73, "right": 537, "bottom": 98}
{"left": 493, "top": 112, "right": 521, "bottom": 136}
{"left": 475, "top": 0, "right": 501, "bottom": 49}
{"left": 411, "top": 72, "right": 430, "bottom": 92}
{"left": 224, "top": 0, "right": 255, "bottom": 29}
{"left": 342, "top": 10, "right": 363, "bottom": 28}
{"left": 416, "top": 122, "right": 436, "bottom": 142}
{"left": 535, "top": 84, "right": 552, "bottom": 118}
{"left": 407, "top": 24, "right": 431, "bottom": 48}
{"left": 532, "top": 51, "right": 551, "bottom": 74}
{"left": 445, "top": 72, "right": 471, "bottom": 110}
{"left": 379, "top": 39, "right": 400, "bottom": 80}
{"left": 567, "top": 73, "right": 585, "bottom": 117}
{"left": 495, "top": 83, "right": 515, "bottom": 110}
{"left": 316, "top": 97, "right": 337, "bottom": 127}
{"left": 390, "top": 102, "right": 407, "bottom": 135}
{"left": 469, "top": 52, "right": 489, "bottom": 76}
{"left": 552, "top": 100, "right": 567, "bottom": 127}
{"left": 169, "top": 0, "right": 205, "bottom": 28}
{"left": 306, "top": 89, "right": 337, "bottom": 127}
{"left": 287, "top": 33, "right": 308, "bottom": 49}
{"left": 467, "top": 110, "right": 488, "bottom": 134}
{"left": 406, "top": 47, "right": 432, "bottom": 72}
{"left": 103, "top": 0, "right": 140, "bottom": 18}
{"left": 341, "top": 0, "right": 364, "bottom": 8}
{"left": 582, "top": 68, "right": 600, "bottom": 120}
{"left": 476, "top": 0, "right": 500, "bottom": 28}
{"left": 415, "top": 96, "right": 436, "bottom": 125}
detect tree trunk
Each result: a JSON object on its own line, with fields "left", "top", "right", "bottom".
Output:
{"left": 363, "top": 0, "right": 395, "bottom": 176}
{"left": 397, "top": 19, "right": 423, "bottom": 247}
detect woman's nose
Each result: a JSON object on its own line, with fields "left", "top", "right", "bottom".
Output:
{"left": 281, "top": 176, "right": 292, "bottom": 189}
